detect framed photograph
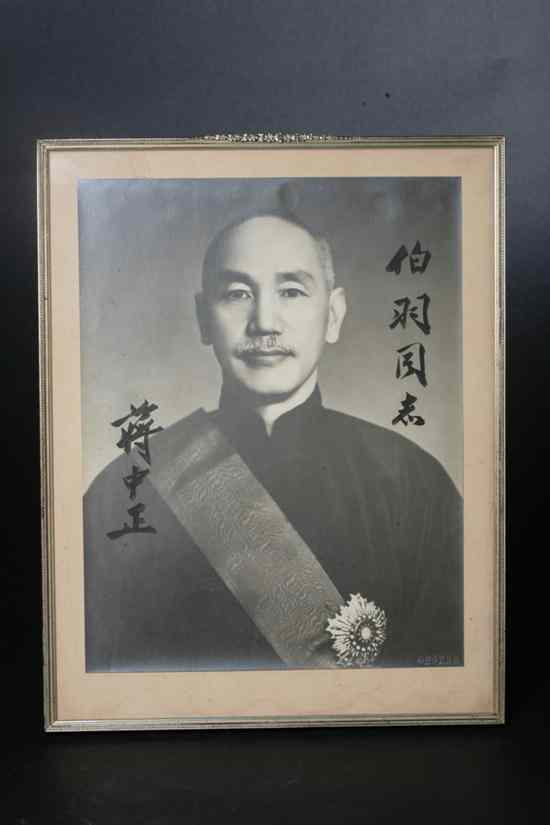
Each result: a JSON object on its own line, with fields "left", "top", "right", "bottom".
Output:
{"left": 39, "top": 135, "right": 505, "bottom": 731}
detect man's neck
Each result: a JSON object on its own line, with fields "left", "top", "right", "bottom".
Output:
{"left": 222, "top": 371, "right": 319, "bottom": 436}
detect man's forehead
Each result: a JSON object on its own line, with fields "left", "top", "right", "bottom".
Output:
{"left": 210, "top": 215, "right": 322, "bottom": 274}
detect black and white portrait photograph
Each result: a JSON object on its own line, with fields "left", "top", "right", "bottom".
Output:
{"left": 80, "top": 175, "right": 463, "bottom": 674}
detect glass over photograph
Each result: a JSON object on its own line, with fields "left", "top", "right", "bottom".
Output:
{"left": 80, "top": 177, "right": 463, "bottom": 673}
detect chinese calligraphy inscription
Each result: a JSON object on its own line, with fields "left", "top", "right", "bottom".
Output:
{"left": 107, "top": 399, "right": 163, "bottom": 540}
{"left": 386, "top": 242, "right": 432, "bottom": 426}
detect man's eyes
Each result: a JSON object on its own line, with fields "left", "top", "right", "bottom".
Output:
{"left": 221, "top": 286, "right": 308, "bottom": 301}
{"left": 224, "top": 289, "right": 252, "bottom": 301}
{"left": 280, "top": 287, "right": 308, "bottom": 298}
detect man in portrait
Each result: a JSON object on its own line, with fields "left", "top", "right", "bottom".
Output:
{"left": 84, "top": 193, "right": 463, "bottom": 672}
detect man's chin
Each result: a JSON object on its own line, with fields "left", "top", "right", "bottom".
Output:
{"left": 237, "top": 380, "right": 300, "bottom": 402}
{"left": 224, "top": 371, "right": 307, "bottom": 404}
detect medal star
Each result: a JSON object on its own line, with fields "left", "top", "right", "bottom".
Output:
{"left": 326, "top": 593, "right": 387, "bottom": 666}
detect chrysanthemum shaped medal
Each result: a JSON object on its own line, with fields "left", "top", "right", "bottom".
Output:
{"left": 326, "top": 593, "right": 387, "bottom": 666}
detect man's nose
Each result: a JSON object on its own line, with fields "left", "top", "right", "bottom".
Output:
{"left": 247, "top": 292, "right": 283, "bottom": 335}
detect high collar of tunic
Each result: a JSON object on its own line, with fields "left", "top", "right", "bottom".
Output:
{"left": 217, "top": 383, "right": 325, "bottom": 456}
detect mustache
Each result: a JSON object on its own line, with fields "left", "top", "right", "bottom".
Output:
{"left": 234, "top": 336, "right": 296, "bottom": 356}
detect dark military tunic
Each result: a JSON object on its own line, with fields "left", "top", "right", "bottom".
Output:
{"left": 84, "top": 387, "right": 463, "bottom": 671}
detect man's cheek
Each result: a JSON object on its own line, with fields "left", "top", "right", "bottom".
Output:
{"left": 291, "top": 306, "right": 329, "bottom": 330}
{"left": 214, "top": 313, "right": 247, "bottom": 339}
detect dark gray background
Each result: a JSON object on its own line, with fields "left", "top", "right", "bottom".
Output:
{"left": 79, "top": 177, "right": 461, "bottom": 490}
{"left": 3, "top": 1, "right": 547, "bottom": 824}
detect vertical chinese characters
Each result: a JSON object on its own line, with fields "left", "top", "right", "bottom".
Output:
{"left": 385, "top": 242, "right": 432, "bottom": 427}
{"left": 107, "top": 400, "right": 163, "bottom": 540}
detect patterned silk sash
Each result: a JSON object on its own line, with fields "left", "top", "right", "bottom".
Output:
{"left": 136, "top": 409, "right": 344, "bottom": 668}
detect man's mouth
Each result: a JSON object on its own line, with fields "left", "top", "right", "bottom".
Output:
{"left": 238, "top": 349, "right": 292, "bottom": 367}
{"left": 240, "top": 348, "right": 290, "bottom": 357}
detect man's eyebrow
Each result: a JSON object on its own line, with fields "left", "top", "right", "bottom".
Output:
{"left": 210, "top": 269, "right": 255, "bottom": 287}
{"left": 275, "top": 270, "right": 315, "bottom": 285}
{"left": 207, "top": 269, "right": 317, "bottom": 288}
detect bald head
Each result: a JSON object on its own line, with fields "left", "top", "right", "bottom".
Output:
{"left": 202, "top": 213, "right": 336, "bottom": 294}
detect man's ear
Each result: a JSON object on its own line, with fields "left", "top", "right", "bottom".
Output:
{"left": 325, "top": 287, "right": 347, "bottom": 344}
{"left": 195, "top": 292, "right": 212, "bottom": 346}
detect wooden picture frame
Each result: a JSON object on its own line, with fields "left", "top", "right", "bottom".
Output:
{"left": 38, "top": 135, "right": 505, "bottom": 730}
